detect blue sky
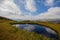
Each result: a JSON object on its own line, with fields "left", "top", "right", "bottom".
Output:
{"left": 14, "top": 0, "right": 48, "bottom": 15}
{"left": 0, "top": 0, "right": 60, "bottom": 21}
{"left": 14, "top": 0, "right": 60, "bottom": 16}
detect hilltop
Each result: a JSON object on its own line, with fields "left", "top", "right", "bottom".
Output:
{"left": 0, "top": 17, "right": 60, "bottom": 40}
{"left": 0, "top": 16, "right": 16, "bottom": 23}
{"left": 0, "top": 17, "right": 52, "bottom": 40}
{"left": 0, "top": 16, "right": 13, "bottom": 20}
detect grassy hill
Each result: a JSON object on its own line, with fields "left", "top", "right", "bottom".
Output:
{"left": 0, "top": 17, "right": 60, "bottom": 40}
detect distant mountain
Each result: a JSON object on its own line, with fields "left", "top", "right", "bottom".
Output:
{"left": 48, "top": 19, "right": 60, "bottom": 23}
{"left": 0, "top": 16, "right": 60, "bottom": 23}
{"left": 30, "top": 19, "right": 60, "bottom": 23}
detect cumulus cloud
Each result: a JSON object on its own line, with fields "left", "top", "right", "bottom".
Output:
{"left": 38, "top": 7, "right": 60, "bottom": 19}
{"left": 0, "top": 0, "right": 60, "bottom": 21}
{"left": 0, "top": 0, "right": 22, "bottom": 19}
{"left": 19, "top": 7, "right": 60, "bottom": 21}
{"left": 45, "top": 0, "right": 54, "bottom": 6}
{"left": 25, "top": 0, "right": 36, "bottom": 12}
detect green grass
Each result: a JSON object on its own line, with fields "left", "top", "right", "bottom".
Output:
{"left": 0, "top": 19, "right": 60, "bottom": 40}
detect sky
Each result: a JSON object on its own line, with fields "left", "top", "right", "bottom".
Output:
{"left": 0, "top": 0, "right": 60, "bottom": 21}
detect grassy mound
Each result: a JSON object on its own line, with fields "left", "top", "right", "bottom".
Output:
{"left": 0, "top": 17, "right": 60, "bottom": 40}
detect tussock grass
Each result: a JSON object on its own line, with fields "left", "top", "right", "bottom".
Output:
{"left": 0, "top": 20, "right": 60, "bottom": 40}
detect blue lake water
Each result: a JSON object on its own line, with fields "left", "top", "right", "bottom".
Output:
{"left": 12, "top": 24, "right": 58, "bottom": 39}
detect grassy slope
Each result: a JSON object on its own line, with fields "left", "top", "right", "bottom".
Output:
{"left": 38, "top": 22, "right": 60, "bottom": 34}
{"left": 0, "top": 19, "right": 60, "bottom": 40}
{"left": 38, "top": 22, "right": 60, "bottom": 39}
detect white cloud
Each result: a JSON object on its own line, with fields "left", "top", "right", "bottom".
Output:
{"left": 45, "top": 0, "right": 54, "bottom": 7}
{"left": 25, "top": 0, "right": 36, "bottom": 12}
{"left": 0, "top": 0, "right": 23, "bottom": 19}
{"left": 35, "top": 7, "right": 60, "bottom": 21}
{"left": 18, "top": 7, "right": 60, "bottom": 21}
{"left": 0, "top": 0, "right": 60, "bottom": 21}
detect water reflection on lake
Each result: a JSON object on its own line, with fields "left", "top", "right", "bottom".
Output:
{"left": 12, "top": 24, "right": 58, "bottom": 39}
